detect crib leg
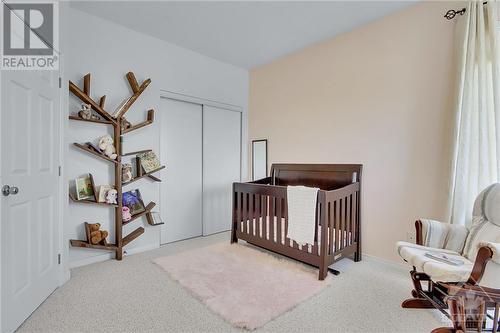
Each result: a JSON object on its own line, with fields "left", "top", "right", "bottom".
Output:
{"left": 318, "top": 266, "right": 328, "bottom": 280}
{"left": 230, "top": 227, "right": 238, "bottom": 244}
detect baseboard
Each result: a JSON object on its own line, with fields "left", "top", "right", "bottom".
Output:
{"left": 123, "top": 243, "right": 158, "bottom": 256}
{"left": 363, "top": 253, "right": 408, "bottom": 272}
{"left": 69, "top": 243, "right": 160, "bottom": 269}
{"left": 69, "top": 252, "right": 114, "bottom": 269}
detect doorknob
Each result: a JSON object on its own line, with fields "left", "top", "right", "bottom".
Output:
{"left": 2, "top": 185, "right": 19, "bottom": 196}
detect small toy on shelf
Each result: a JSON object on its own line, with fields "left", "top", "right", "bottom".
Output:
{"left": 98, "top": 134, "right": 117, "bottom": 160}
{"left": 78, "top": 103, "right": 100, "bottom": 121}
{"left": 122, "top": 163, "right": 133, "bottom": 183}
{"left": 120, "top": 117, "right": 131, "bottom": 131}
{"left": 122, "top": 206, "right": 132, "bottom": 222}
{"left": 88, "top": 223, "right": 109, "bottom": 245}
{"left": 105, "top": 188, "right": 118, "bottom": 204}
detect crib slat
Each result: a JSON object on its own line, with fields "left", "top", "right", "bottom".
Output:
{"left": 331, "top": 200, "right": 336, "bottom": 253}
{"left": 353, "top": 191, "right": 358, "bottom": 244}
{"left": 346, "top": 194, "right": 351, "bottom": 247}
{"left": 269, "top": 196, "right": 275, "bottom": 242}
{"left": 255, "top": 194, "right": 261, "bottom": 237}
{"left": 242, "top": 193, "right": 248, "bottom": 234}
{"left": 236, "top": 192, "right": 241, "bottom": 232}
{"left": 336, "top": 199, "right": 341, "bottom": 251}
{"left": 262, "top": 195, "right": 269, "bottom": 239}
{"left": 276, "top": 197, "right": 282, "bottom": 244}
{"left": 342, "top": 198, "right": 346, "bottom": 250}
{"left": 250, "top": 193, "right": 255, "bottom": 236}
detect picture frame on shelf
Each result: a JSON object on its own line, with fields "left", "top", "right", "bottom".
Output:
{"left": 97, "top": 185, "right": 115, "bottom": 203}
{"left": 122, "top": 189, "right": 146, "bottom": 215}
{"left": 148, "top": 211, "right": 163, "bottom": 226}
{"left": 75, "top": 174, "right": 97, "bottom": 201}
{"left": 138, "top": 151, "right": 161, "bottom": 173}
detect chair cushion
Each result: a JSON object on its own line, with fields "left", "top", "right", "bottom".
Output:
{"left": 396, "top": 241, "right": 474, "bottom": 282}
{"left": 463, "top": 217, "right": 500, "bottom": 260}
{"left": 444, "top": 224, "right": 469, "bottom": 253}
{"left": 419, "top": 220, "right": 468, "bottom": 253}
{"left": 482, "top": 183, "right": 500, "bottom": 226}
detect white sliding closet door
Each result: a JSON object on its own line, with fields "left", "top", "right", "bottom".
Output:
{"left": 203, "top": 106, "right": 241, "bottom": 235}
{"left": 160, "top": 98, "right": 203, "bottom": 243}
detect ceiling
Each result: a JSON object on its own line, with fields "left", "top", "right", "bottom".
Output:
{"left": 70, "top": 1, "right": 416, "bottom": 69}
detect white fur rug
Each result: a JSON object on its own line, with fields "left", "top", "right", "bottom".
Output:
{"left": 154, "top": 243, "right": 332, "bottom": 330}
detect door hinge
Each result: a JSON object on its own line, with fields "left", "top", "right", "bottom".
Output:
{"left": 58, "top": 254, "right": 61, "bottom": 265}
{"left": 59, "top": 77, "right": 62, "bottom": 88}
{"left": 58, "top": 166, "right": 61, "bottom": 176}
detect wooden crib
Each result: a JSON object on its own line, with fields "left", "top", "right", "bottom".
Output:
{"left": 231, "top": 164, "right": 362, "bottom": 280}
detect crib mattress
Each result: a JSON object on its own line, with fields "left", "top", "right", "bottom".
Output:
{"left": 240, "top": 217, "right": 352, "bottom": 255}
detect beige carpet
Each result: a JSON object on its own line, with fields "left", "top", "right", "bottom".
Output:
{"left": 18, "top": 232, "right": 448, "bottom": 333}
{"left": 154, "top": 243, "right": 332, "bottom": 330}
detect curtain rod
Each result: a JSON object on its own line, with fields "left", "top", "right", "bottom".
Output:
{"left": 444, "top": 2, "right": 487, "bottom": 20}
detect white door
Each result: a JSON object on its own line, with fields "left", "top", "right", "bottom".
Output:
{"left": 160, "top": 98, "right": 203, "bottom": 243}
{"left": 1, "top": 70, "right": 61, "bottom": 332}
{"left": 202, "top": 106, "right": 241, "bottom": 235}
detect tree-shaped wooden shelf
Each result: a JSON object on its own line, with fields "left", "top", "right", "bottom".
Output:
{"left": 68, "top": 72, "right": 164, "bottom": 260}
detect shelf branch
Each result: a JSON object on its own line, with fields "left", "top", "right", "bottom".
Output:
{"left": 83, "top": 73, "right": 90, "bottom": 95}
{"left": 69, "top": 80, "right": 116, "bottom": 124}
{"left": 122, "top": 227, "right": 145, "bottom": 247}
{"left": 69, "top": 193, "right": 118, "bottom": 207}
{"left": 114, "top": 72, "right": 151, "bottom": 118}
{"left": 123, "top": 109, "right": 154, "bottom": 134}
{"left": 99, "top": 95, "right": 106, "bottom": 108}
{"left": 73, "top": 143, "right": 119, "bottom": 164}
{"left": 122, "top": 166, "right": 165, "bottom": 186}
{"left": 123, "top": 202, "right": 156, "bottom": 225}
{"left": 70, "top": 239, "right": 117, "bottom": 251}
{"left": 69, "top": 115, "right": 112, "bottom": 125}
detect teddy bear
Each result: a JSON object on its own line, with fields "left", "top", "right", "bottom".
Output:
{"left": 78, "top": 103, "right": 100, "bottom": 121}
{"left": 105, "top": 189, "right": 117, "bottom": 204}
{"left": 120, "top": 117, "right": 131, "bottom": 131}
{"left": 122, "top": 163, "right": 133, "bottom": 183}
{"left": 98, "top": 135, "right": 117, "bottom": 160}
{"left": 88, "top": 223, "right": 109, "bottom": 245}
{"left": 122, "top": 206, "right": 132, "bottom": 222}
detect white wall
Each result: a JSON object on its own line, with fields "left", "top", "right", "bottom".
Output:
{"left": 62, "top": 5, "right": 248, "bottom": 268}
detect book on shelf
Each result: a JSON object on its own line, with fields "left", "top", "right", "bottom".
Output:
{"left": 75, "top": 174, "right": 96, "bottom": 201}
{"left": 122, "top": 189, "right": 146, "bottom": 215}
{"left": 424, "top": 252, "right": 464, "bottom": 266}
{"left": 138, "top": 151, "right": 161, "bottom": 173}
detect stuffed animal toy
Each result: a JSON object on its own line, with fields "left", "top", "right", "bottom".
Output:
{"left": 88, "top": 223, "right": 109, "bottom": 245}
{"left": 120, "top": 117, "right": 131, "bottom": 131}
{"left": 122, "top": 206, "right": 132, "bottom": 222}
{"left": 105, "top": 189, "right": 118, "bottom": 204}
{"left": 78, "top": 103, "right": 100, "bottom": 121}
{"left": 98, "top": 135, "right": 117, "bottom": 160}
{"left": 122, "top": 163, "right": 133, "bottom": 183}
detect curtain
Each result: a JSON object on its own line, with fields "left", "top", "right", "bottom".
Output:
{"left": 448, "top": 1, "right": 500, "bottom": 226}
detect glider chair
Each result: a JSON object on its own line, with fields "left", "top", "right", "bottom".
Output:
{"left": 397, "top": 184, "right": 500, "bottom": 333}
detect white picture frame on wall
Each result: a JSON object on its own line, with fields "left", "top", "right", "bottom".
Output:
{"left": 252, "top": 139, "right": 268, "bottom": 181}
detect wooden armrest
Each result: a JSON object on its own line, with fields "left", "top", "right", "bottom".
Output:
{"left": 415, "top": 220, "right": 424, "bottom": 246}
{"left": 467, "top": 246, "right": 494, "bottom": 285}
{"left": 440, "top": 282, "right": 500, "bottom": 302}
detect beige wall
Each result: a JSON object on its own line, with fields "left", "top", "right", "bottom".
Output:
{"left": 249, "top": 1, "right": 462, "bottom": 261}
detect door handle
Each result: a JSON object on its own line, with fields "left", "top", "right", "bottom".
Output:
{"left": 2, "top": 185, "right": 19, "bottom": 196}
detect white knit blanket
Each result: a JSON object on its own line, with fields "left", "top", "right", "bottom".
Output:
{"left": 286, "top": 185, "right": 319, "bottom": 246}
